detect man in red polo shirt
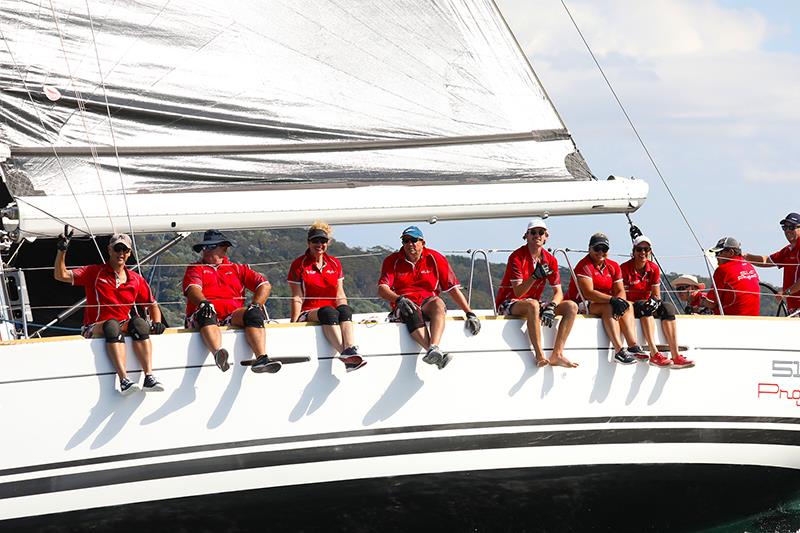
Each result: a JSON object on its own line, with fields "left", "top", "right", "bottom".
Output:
{"left": 703, "top": 237, "right": 760, "bottom": 316}
{"left": 743, "top": 212, "right": 800, "bottom": 316}
{"left": 378, "top": 226, "right": 480, "bottom": 369}
{"left": 495, "top": 217, "right": 578, "bottom": 368}
{"left": 183, "top": 229, "right": 280, "bottom": 374}
{"left": 54, "top": 231, "right": 165, "bottom": 396}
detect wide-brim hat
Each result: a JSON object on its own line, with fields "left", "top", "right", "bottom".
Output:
{"left": 192, "top": 229, "right": 234, "bottom": 252}
{"left": 670, "top": 274, "right": 702, "bottom": 289}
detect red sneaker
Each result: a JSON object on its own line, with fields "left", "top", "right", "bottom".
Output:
{"left": 671, "top": 354, "right": 695, "bottom": 369}
{"left": 648, "top": 352, "right": 673, "bottom": 368}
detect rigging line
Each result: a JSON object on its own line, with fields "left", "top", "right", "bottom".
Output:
{"left": 559, "top": 0, "right": 723, "bottom": 313}
{"left": 47, "top": 0, "right": 117, "bottom": 237}
{"left": 0, "top": 26, "right": 101, "bottom": 257}
{"left": 84, "top": 0, "right": 142, "bottom": 275}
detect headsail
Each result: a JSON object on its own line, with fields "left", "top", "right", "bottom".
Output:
{"left": 0, "top": 0, "right": 647, "bottom": 238}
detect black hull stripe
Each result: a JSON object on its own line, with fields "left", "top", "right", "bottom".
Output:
{"left": 2, "top": 415, "right": 798, "bottom": 478}
{"left": 1, "top": 427, "right": 798, "bottom": 501}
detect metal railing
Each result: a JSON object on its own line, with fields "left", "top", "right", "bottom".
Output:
{"left": 466, "top": 248, "right": 496, "bottom": 316}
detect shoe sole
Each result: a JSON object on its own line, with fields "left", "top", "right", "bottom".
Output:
{"left": 422, "top": 351, "right": 442, "bottom": 366}
{"left": 143, "top": 384, "right": 165, "bottom": 392}
{"left": 251, "top": 361, "right": 282, "bottom": 374}
{"left": 648, "top": 361, "right": 672, "bottom": 368}
{"left": 345, "top": 361, "right": 367, "bottom": 373}
{"left": 215, "top": 349, "right": 230, "bottom": 372}
{"left": 671, "top": 363, "right": 695, "bottom": 369}
{"left": 614, "top": 358, "right": 637, "bottom": 365}
{"left": 120, "top": 384, "right": 140, "bottom": 396}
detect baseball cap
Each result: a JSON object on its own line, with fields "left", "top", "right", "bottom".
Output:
{"left": 632, "top": 235, "right": 652, "bottom": 248}
{"left": 780, "top": 212, "right": 800, "bottom": 226}
{"left": 401, "top": 226, "right": 424, "bottom": 240}
{"left": 588, "top": 232, "right": 610, "bottom": 248}
{"left": 109, "top": 233, "right": 132, "bottom": 250}
{"left": 526, "top": 217, "right": 548, "bottom": 231}
{"left": 709, "top": 236, "right": 741, "bottom": 253}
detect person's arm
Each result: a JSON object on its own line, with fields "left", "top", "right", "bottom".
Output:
{"left": 53, "top": 250, "right": 73, "bottom": 284}
{"left": 289, "top": 283, "right": 304, "bottom": 322}
{"left": 251, "top": 281, "right": 271, "bottom": 306}
{"left": 448, "top": 286, "right": 473, "bottom": 314}
{"left": 335, "top": 279, "right": 348, "bottom": 307}
{"left": 550, "top": 285, "right": 564, "bottom": 306}
{"left": 512, "top": 275, "right": 538, "bottom": 298}
{"left": 611, "top": 280, "right": 627, "bottom": 300}
{"left": 652, "top": 285, "right": 661, "bottom": 299}
{"left": 147, "top": 302, "right": 162, "bottom": 324}
{"left": 577, "top": 277, "right": 609, "bottom": 303}
{"left": 378, "top": 284, "right": 402, "bottom": 304}
{"left": 186, "top": 285, "right": 208, "bottom": 307}
{"left": 743, "top": 252, "right": 774, "bottom": 267}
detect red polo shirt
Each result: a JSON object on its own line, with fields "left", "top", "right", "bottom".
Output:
{"left": 183, "top": 257, "right": 269, "bottom": 319}
{"left": 620, "top": 259, "right": 660, "bottom": 302}
{"left": 287, "top": 252, "right": 344, "bottom": 311}
{"left": 72, "top": 264, "right": 154, "bottom": 326}
{"left": 378, "top": 247, "right": 459, "bottom": 307}
{"left": 770, "top": 243, "right": 800, "bottom": 311}
{"left": 566, "top": 255, "right": 623, "bottom": 302}
{"left": 706, "top": 256, "right": 760, "bottom": 316}
{"left": 495, "top": 246, "right": 561, "bottom": 308}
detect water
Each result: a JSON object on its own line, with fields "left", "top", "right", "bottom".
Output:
{"left": 701, "top": 496, "right": 800, "bottom": 533}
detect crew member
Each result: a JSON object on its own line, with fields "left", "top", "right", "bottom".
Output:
{"left": 743, "top": 212, "right": 800, "bottom": 316}
{"left": 378, "top": 226, "right": 480, "bottom": 369}
{"left": 495, "top": 217, "right": 578, "bottom": 368}
{"left": 620, "top": 236, "right": 694, "bottom": 368}
{"left": 288, "top": 221, "right": 366, "bottom": 372}
{"left": 670, "top": 274, "right": 710, "bottom": 315}
{"left": 184, "top": 229, "right": 280, "bottom": 374}
{"left": 703, "top": 237, "right": 760, "bottom": 316}
{"left": 566, "top": 232, "right": 644, "bottom": 365}
{"left": 54, "top": 230, "right": 165, "bottom": 395}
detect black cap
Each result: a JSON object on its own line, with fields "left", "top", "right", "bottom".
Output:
{"left": 780, "top": 212, "right": 800, "bottom": 226}
{"left": 588, "top": 232, "right": 610, "bottom": 248}
{"left": 192, "top": 229, "right": 234, "bottom": 252}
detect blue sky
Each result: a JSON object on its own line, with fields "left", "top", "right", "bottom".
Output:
{"left": 337, "top": 0, "right": 798, "bottom": 286}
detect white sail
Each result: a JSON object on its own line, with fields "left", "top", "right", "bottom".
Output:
{"left": 0, "top": 0, "right": 647, "bottom": 238}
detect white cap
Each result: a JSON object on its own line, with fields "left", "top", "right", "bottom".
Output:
{"left": 670, "top": 274, "right": 701, "bottom": 289}
{"left": 632, "top": 235, "right": 652, "bottom": 247}
{"left": 526, "top": 217, "right": 548, "bottom": 231}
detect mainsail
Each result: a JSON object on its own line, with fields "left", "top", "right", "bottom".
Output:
{"left": 0, "top": 0, "right": 647, "bottom": 239}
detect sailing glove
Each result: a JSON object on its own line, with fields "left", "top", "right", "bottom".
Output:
{"left": 395, "top": 296, "right": 418, "bottom": 320}
{"left": 540, "top": 302, "right": 556, "bottom": 328}
{"left": 465, "top": 311, "right": 481, "bottom": 335}
{"left": 150, "top": 321, "right": 166, "bottom": 335}
{"left": 641, "top": 297, "right": 661, "bottom": 316}
{"left": 609, "top": 297, "right": 629, "bottom": 318}
{"left": 532, "top": 262, "right": 553, "bottom": 280}
{"left": 57, "top": 225, "right": 74, "bottom": 251}
{"left": 197, "top": 300, "right": 216, "bottom": 321}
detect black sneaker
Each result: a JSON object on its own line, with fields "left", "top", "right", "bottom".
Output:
{"left": 627, "top": 345, "right": 649, "bottom": 362}
{"left": 251, "top": 355, "right": 282, "bottom": 374}
{"left": 214, "top": 348, "right": 230, "bottom": 372}
{"left": 437, "top": 352, "right": 452, "bottom": 370}
{"left": 422, "top": 345, "right": 443, "bottom": 366}
{"left": 142, "top": 374, "right": 164, "bottom": 392}
{"left": 614, "top": 348, "right": 637, "bottom": 365}
{"left": 120, "top": 377, "right": 139, "bottom": 396}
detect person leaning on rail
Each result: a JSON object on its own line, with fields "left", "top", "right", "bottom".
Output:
{"left": 377, "top": 225, "right": 480, "bottom": 369}
{"left": 54, "top": 229, "right": 166, "bottom": 396}
{"left": 670, "top": 274, "right": 711, "bottom": 315}
{"left": 743, "top": 212, "right": 800, "bottom": 317}
{"left": 495, "top": 217, "right": 579, "bottom": 368}
{"left": 287, "top": 221, "right": 366, "bottom": 372}
{"left": 701, "top": 237, "right": 760, "bottom": 316}
{"left": 620, "top": 235, "right": 695, "bottom": 369}
{"left": 565, "top": 232, "right": 645, "bottom": 365}
{"left": 183, "top": 229, "right": 281, "bottom": 374}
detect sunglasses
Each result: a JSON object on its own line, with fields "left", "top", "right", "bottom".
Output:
{"left": 112, "top": 244, "right": 131, "bottom": 253}
{"left": 634, "top": 246, "right": 651, "bottom": 253}
{"left": 674, "top": 284, "right": 692, "bottom": 291}
{"left": 201, "top": 244, "right": 221, "bottom": 251}
{"left": 528, "top": 229, "right": 546, "bottom": 236}
{"left": 591, "top": 244, "right": 609, "bottom": 253}
{"left": 402, "top": 237, "right": 421, "bottom": 244}
{"left": 309, "top": 237, "right": 329, "bottom": 244}
{"left": 781, "top": 224, "right": 798, "bottom": 231}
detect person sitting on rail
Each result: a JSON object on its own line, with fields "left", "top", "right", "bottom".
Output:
{"left": 183, "top": 229, "right": 281, "bottom": 374}
{"left": 620, "top": 236, "right": 695, "bottom": 369}
{"left": 743, "top": 212, "right": 800, "bottom": 317}
{"left": 670, "top": 274, "right": 711, "bottom": 315}
{"left": 566, "top": 232, "right": 645, "bottom": 365}
{"left": 288, "top": 221, "right": 366, "bottom": 372}
{"left": 54, "top": 230, "right": 166, "bottom": 396}
{"left": 702, "top": 237, "right": 760, "bottom": 316}
{"left": 378, "top": 225, "right": 480, "bottom": 370}
{"left": 495, "top": 217, "right": 578, "bottom": 368}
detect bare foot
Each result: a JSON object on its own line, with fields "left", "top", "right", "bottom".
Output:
{"left": 549, "top": 356, "right": 578, "bottom": 368}
{"left": 535, "top": 357, "right": 549, "bottom": 367}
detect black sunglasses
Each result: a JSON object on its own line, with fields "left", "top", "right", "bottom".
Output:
{"left": 634, "top": 246, "right": 651, "bottom": 253}
{"left": 528, "top": 229, "right": 546, "bottom": 236}
{"left": 112, "top": 244, "right": 131, "bottom": 253}
{"left": 402, "top": 237, "right": 421, "bottom": 244}
{"left": 309, "top": 237, "right": 329, "bottom": 244}
{"left": 591, "top": 244, "right": 609, "bottom": 253}
{"left": 781, "top": 224, "right": 798, "bottom": 231}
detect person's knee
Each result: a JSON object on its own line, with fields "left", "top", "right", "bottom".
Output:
{"left": 404, "top": 308, "right": 426, "bottom": 333}
{"left": 102, "top": 319, "right": 124, "bottom": 344}
{"left": 195, "top": 307, "right": 218, "bottom": 328}
{"left": 336, "top": 304, "right": 353, "bottom": 323}
{"left": 558, "top": 300, "right": 578, "bottom": 317}
{"left": 128, "top": 316, "right": 150, "bottom": 341}
{"left": 317, "top": 306, "right": 339, "bottom": 326}
{"left": 656, "top": 301, "right": 677, "bottom": 321}
{"left": 425, "top": 297, "right": 447, "bottom": 315}
{"left": 244, "top": 305, "right": 266, "bottom": 328}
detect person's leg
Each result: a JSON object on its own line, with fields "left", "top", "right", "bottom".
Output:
{"left": 619, "top": 305, "right": 640, "bottom": 348}
{"left": 231, "top": 307, "right": 266, "bottom": 357}
{"left": 337, "top": 305, "right": 356, "bottom": 350}
{"left": 509, "top": 300, "right": 547, "bottom": 367}
{"left": 592, "top": 303, "right": 624, "bottom": 352}
{"left": 309, "top": 307, "right": 344, "bottom": 353}
{"left": 551, "top": 301, "right": 578, "bottom": 367}
{"left": 200, "top": 324, "right": 222, "bottom": 353}
{"left": 126, "top": 317, "right": 153, "bottom": 374}
{"left": 98, "top": 320, "right": 128, "bottom": 380}
{"left": 422, "top": 297, "right": 447, "bottom": 348}
{"left": 639, "top": 316, "right": 658, "bottom": 356}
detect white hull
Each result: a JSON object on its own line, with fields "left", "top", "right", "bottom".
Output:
{"left": 1, "top": 313, "right": 799, "bottom": 529}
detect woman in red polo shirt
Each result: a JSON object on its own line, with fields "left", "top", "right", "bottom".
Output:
{"left": 566, "top": 232, "right": 643, "bottom": 365}
{"left": 620, "top": 236, "right": 695, "bottom": 369}
{"left": 288, "top": 222, "right": 365, "bottom": 372}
